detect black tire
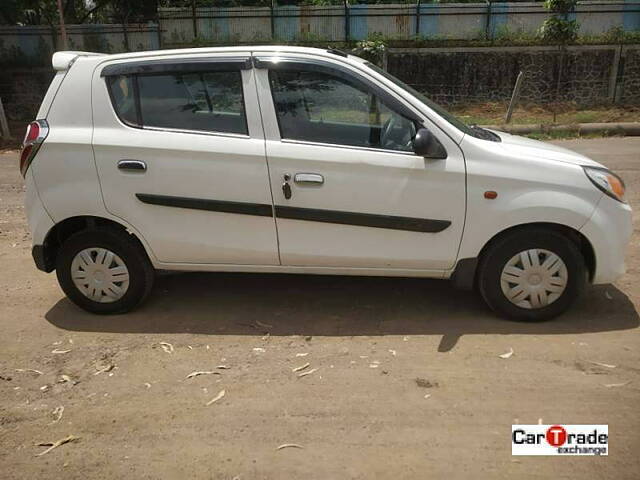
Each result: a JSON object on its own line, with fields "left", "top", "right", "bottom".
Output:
{"left": 477, "top": 227, "right": 587, "bottom": 322}
{"left": 56, "top": 227, "right": 155, "bottom": 314}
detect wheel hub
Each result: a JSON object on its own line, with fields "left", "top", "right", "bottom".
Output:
{"left": 70, "top": 247, "right": 130, "bottom": 303}
{"left": 500, "top": 249, "right": 568, "bottom": 310}
{"left": 528, "top": 274, "right": 542, "bottom": 285}
{"left": 93, "top": 270, "right": 105, "bottom": 283}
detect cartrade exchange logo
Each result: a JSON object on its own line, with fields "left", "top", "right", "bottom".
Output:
{"left": 512, "top": 425, "right": 608, "bottom": 456}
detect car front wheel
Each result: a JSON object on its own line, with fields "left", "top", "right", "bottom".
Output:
{"left": 477, "top": 227, "right": 587, "bottom": 321}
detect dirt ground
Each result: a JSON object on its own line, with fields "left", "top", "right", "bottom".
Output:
{"left": 1, "top": 138, "right": 639, "bottom": 479}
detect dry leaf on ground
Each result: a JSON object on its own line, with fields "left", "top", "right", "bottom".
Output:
{"left": 35, "top": 435, "right": 79, "bottom": 457}
{"left": 206, "top": 390, "right": 226, "bottom": 406}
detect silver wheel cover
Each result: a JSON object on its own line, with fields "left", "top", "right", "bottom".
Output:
{"left": 71, "top": 248, "right": 130, "bottom": 303}
{"left": 500, "top": 249, "right": 568, "bottom": 309}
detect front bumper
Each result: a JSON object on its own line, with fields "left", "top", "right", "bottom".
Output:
{"left": 580, "top": 194, "right": 633, "bottom": 284}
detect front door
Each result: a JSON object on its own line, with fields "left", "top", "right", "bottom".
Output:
{"left": 255, "top": 55, "right": 466, "bottom": 271}
{"left": 92, "top": 53, "right": 279, "bottom": 266}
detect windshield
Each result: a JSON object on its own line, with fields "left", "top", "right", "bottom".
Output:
{"left": 364, "top": 62, "right": 498, "bottom": 141}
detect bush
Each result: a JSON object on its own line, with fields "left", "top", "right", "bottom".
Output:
{"left": 353, "top": 36, "right": 386, "bottom": 66}
{"left": 539, "top": 17, "right": 579, "bottom": 43}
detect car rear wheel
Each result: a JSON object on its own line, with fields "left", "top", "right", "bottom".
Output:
{"left": 477, "top": 227, "right": 587, "bottom": 321}
{"left": 56, "top": 227, "right": 154, "bottom": 314}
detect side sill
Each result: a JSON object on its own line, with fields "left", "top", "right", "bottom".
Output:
{"left": 151, "top": 262, "right": 447, "bottom": 278}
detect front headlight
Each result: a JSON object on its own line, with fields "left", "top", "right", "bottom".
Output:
{"left": 583, "top": 166, "right": 626, "bottom": 203}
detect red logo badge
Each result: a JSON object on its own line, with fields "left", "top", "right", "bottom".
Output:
{"left": 546, "top": 425, "right": 567, "bottom": 447}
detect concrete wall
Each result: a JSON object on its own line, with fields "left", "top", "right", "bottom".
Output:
{"left": 157, "top": 1, "right": 640, "bottom": 46}
{"left": 386, "top": 44, "right": 640, "bottom": 106}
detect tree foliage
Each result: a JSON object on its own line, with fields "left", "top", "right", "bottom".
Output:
{"left": 0, "top": 0, "right": 159, "bottom": 25}
{"left": 539, "top": 16, "right": 579, "bottom": 43}
{"left": 543, "top": 0, "right": 578, "bottom": 15}
{"left": 539, "top": 0, "right": 578, "bottom": 44}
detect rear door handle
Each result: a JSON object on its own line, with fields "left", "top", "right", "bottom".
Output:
{"left": 294, "top": 173, "right": 324, "bottom": 185}
{"left": 118, "top": 160, "right": 147, "bottom": 172}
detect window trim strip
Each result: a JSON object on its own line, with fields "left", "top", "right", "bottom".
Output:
{"left": 101, "top": 57, "right": 252, "bottom": 77}
{"left": 279, "top": 138, "right": 418, "bottom": 156}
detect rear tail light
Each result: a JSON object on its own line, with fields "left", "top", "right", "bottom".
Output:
{"left": 20, "top": 120, "right": 49, "bottom": 177}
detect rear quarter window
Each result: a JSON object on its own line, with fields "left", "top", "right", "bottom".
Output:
{"left": 107, "top": 75, "right": 138, "bottom": 126}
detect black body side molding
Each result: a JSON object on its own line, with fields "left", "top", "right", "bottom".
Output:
{"left": 136, "top": 193, "right": 451, "bottom": 233}
{"left": 275, "top": 205, "right": 451, "bottom": 233}
{"left": 135, "top": 194, "right": 273, "bottom": 217}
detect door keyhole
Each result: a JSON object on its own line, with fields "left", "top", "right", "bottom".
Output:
{"left": 282, "top": 173, "right": 292, "bottom": 200}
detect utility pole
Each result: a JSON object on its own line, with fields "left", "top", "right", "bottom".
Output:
{"left": 56, "top": 0, "right": 68, "bottom": 50}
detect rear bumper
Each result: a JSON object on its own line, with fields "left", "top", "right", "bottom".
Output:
{"left": 25, "top": 169, "right": 54, "bottom": 243}
{"left": 25, "top": 169, "right": 55, "bottom": 272}
{"left": 580, "top": 194, "right": 633, "bottom": 284}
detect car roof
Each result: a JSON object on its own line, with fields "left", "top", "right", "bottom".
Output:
{"left": 59, "top": 45, "right": 362, "bottom": 70}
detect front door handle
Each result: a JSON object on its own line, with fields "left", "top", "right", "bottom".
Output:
{"left": 118, "top": 159, "right": 147, "bottom": 172}
{"left": 294, "top": 173, "right": 324, "bottom": 185}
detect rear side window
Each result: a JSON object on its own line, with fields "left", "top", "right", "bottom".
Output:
{"left": 106, "top": 68, "right": 247, "bottom": 136}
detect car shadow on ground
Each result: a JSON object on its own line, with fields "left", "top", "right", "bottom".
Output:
{"left": 45, "top": 272, "right": 639, "bottom": 352}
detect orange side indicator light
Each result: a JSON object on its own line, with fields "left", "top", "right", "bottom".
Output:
{"left": 608, "top": 175, "right": 625, "bottom": 200}
{"left": 484, "top": 190, "right": 498, "bottom": 199}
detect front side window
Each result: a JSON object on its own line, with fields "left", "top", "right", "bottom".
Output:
{"left": 107, "top": 68, "right": 248, "bottom": 136}
{"left": 269, "top": 68, "right": 416, "bottom": 152}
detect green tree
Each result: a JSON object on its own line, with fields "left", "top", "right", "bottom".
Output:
{"left": 0, "top": 0, "right": 159, "bottom": 25}
{"left": 539, "top": 0, "right": 579, "bottom": 44}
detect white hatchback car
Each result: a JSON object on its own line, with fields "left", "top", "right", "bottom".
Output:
{"left": 22, "top": 46, "right": 631, "bottom": 321}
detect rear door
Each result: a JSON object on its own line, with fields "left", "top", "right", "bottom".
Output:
{"left": 254, "top": 54, "right": 466, "bottom": 271}
{"left": 92, "top": 53, "right": 278, "bottom": 266}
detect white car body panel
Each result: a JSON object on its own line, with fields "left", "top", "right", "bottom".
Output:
{"left": 21, "top": 46, "right": 632, "bottom": 288}
{"left": 24, "top": 169, "right": 54, "bottom": 245}
{"left": 262, "top": 139, "right": 465, "bottom": 269}
{"left": 456, "top": 134, "right": 604, "bottom": 264}
{"left": 580, "top": 193, "right": 633, "bottom": 283}
{"left": 30, "top": 57, "right": 107, "bottom": 225}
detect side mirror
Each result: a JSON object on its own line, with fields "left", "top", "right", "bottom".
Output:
{"left": 413, "top": 128, "right": 447, "bottom": 159}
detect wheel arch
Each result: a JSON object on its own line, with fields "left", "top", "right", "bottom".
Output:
{"left": 451, "top": 222, "right": 596, "bottom": 290}
{"left": 36, "top": 215, "right": 152, "bottom": 273}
